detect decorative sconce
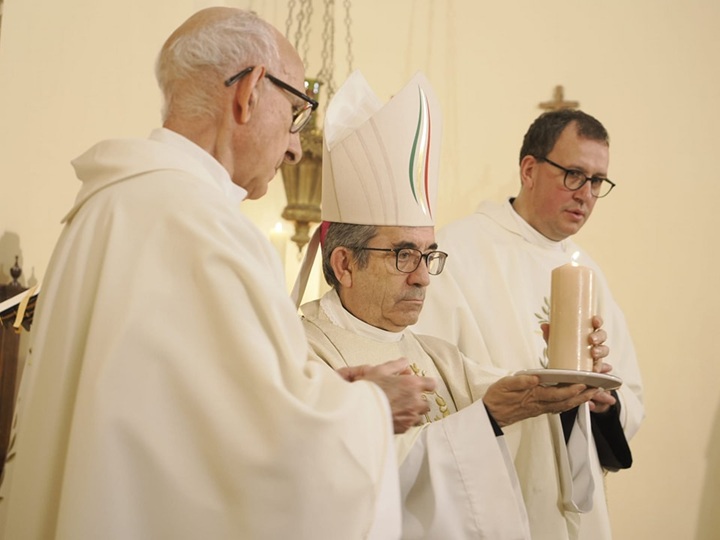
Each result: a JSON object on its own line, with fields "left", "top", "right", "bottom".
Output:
{"left": 280, "top": 0, "right": 354, "bottom": 251}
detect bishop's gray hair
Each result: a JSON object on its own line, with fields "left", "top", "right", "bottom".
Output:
{"left": 322, "top": 223, "right": 378, "bottom": 289}
{"left": 155, "top": 8, "right": 279, "bottom": 122}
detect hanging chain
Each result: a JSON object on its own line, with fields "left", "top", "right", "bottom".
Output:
{"left": 285, "top": 0, "right": 354, "bottom": 100}
{"left": 344, "top": 0, "right": 354, "bottom": 74}
{"left": 317, "top": 0, "right": 336, "bottom": 97}
{"left": 299, "top": 0, "right": 313, "bottom": 67}
{"left": 284, "top": 0, "right": 295, "bottom": 39}
{"left": 286, "top": 0, "right": 312, "bottom": 67}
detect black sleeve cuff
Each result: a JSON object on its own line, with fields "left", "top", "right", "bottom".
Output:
{"left": 560, "top": 407, "right": 578, "bottom": 443}
{"left": 591, "top": 390, "right": 633, "bottom": 471}
{"left": 560, "top": 391, "right": 633, "bottom": 471}
{"left": 483, "top": 403, "right": 504, "bottom": 437}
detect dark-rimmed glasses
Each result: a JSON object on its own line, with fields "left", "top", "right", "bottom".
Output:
{"left": 224, "top": 66, "right": 319, "bottom": 133}
{"left": 358, "top": 247, "right": 448, "bottom": 275}
{"left": 537, "top": 156, "right": 616, "bottom": 198}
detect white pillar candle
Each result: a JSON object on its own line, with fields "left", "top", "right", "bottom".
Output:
{"left": 547, "top": 258, "right": 596, "bottom": 371}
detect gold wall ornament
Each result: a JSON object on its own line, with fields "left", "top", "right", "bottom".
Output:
{"left": 280, "top": 79, "right": 323, "bottom": 251}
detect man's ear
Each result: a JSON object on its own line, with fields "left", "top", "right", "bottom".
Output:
{"left": 330, "top": 247, "right": 355, "bottom": 288}
{"left": 232, "top": 66, "right": 265, "bottom": 125}
{"left": 519, "top": 154, "right": 539, "bottom": 190}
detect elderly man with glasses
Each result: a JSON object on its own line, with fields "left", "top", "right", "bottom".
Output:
{"left": 2, "top": 8, "right": 442, "bottom": 540}
{"left": 295, "top": 73, "right": 610, "bottom": 539}
{"left": 416, "top": 110, "right": 645, "bottom": 540}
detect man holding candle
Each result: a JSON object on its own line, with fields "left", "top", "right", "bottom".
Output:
{"left": 295, "top": 72, "right": 610, "bottom": 539}
{"left": 415, "top": 109, "right": 644, "bottom": 539}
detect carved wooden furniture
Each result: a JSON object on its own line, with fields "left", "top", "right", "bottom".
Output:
{"left": 0, "top": 258, "right": 35, "bottom": 476}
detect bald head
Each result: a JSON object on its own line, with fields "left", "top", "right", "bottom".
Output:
{"left": 155, "top": 7, "right": 279, "bottom": 123}
{"left": 154, "top": 8, "right": 307, "bottom": 197}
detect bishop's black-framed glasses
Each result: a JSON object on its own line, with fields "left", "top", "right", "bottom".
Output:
{"left": 537, "top": 156, "right": 616, "bottom": 198}
{"left": 224, "top": 66, "right": 319, "bottom": 133}
{"left": 358, "top": 247, "right": 449, "bottom": 275}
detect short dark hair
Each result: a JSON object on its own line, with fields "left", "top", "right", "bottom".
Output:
{"left": 321, "top": 222, "right": 377, "bottom": 289}
{"left": 519, "top": 109, "right": 609, "bottom": 164}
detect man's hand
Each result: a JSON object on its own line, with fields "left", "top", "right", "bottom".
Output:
{"left": 588, "top": 315, "right": 609, "bottom": 371}
{"left": 482, "top": 375, "right": 598, "bottom": 427}
{"left": 541, "top": 315, "right": 616, "bottom": 414}
{"left": 540, "top": 315, "right": 609, "bottom": 371}
{"left": 588, "top": 383, "right": 616, "bottom": 413}
{"left": 337, "top": 358, "right": 437, "bottom": 434}
{"left": 587, "top": 316, "right": 617, "bottom": 413}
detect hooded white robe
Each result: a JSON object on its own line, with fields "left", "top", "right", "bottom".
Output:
{"left": 415, "top": 199, "right": 644, "bottom": 540}
{"left": 0, "top": 129, "right": 401, "bottom": 540}
{"left": 302, "top": 290, "right": 531, "bottom": 540}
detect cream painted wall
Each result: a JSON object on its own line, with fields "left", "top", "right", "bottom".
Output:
{"left": 1, "top": 1, "right": 718, "bottom": 538}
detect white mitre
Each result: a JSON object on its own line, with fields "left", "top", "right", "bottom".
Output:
{"left": 291, "top": 70, "right": 443, "bottom": 306}
{"left": 321, "top": 70, "right": 441, "bottom": 226}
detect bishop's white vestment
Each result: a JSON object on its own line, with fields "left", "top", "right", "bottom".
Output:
{"left": 415, "top": 199, "right": 645, "bottom": 540}
{"left": 302, "top": 290, "right": 532, "bottom": 540}
{"left": 0, "top": 129, "right": 401, "bottom": 540}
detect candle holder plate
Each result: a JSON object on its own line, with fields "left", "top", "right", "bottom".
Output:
{"left": 514, "top": 368, "right": 622, "bottom": 391}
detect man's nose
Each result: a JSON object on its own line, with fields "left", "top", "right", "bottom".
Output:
{"left": 284, "top": 132, "right": 303, "bottom": 165}
{"left": 573, "top": 180, "right": 594, "bottom": 202}
{"left": 407, "top": 260, "right": 431, "bottom": 287}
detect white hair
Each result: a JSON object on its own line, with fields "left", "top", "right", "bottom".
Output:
{"left": 155, "top": 8, "right": 279, "bottom": 122}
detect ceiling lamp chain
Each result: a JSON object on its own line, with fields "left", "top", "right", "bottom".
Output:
{"left": 317, "top": 0, "right": 336, "bottom": 98}
{"left": 286, "top": 0, "right": 314, "bottom": 69}
{"left": 343, "top": 0, "right": 354, "bottom": 75}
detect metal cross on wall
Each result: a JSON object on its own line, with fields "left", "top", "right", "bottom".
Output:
{"left": 538, "top": 85, "right": 579, "bottom": 111}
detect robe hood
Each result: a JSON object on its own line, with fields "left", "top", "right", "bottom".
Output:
{"left": 65, "top": 132, "right": 236, "bottom": 223}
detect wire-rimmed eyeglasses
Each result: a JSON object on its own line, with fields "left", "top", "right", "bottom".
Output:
{"left": 537, "top": 156, "right": 616, "bottom": 198}
{"left": 358, "top": 247, "right": 448, "bottom": 275}
{"left": 224, "top": 66, "right": 319, "bottom": 133}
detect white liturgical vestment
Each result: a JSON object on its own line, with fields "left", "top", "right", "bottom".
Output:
{"left": 0, "top": 129, "right": 401, "bottom": 540}
{"left": 302, "top": 290, "right": 531, "bottom": 540}
{"left": 415, "top": 199, "right": 645, "bottom": 540}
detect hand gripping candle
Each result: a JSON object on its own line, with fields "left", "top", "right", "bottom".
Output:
{"left": 547, "top": 253, "right": 596, "bottom": 371}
